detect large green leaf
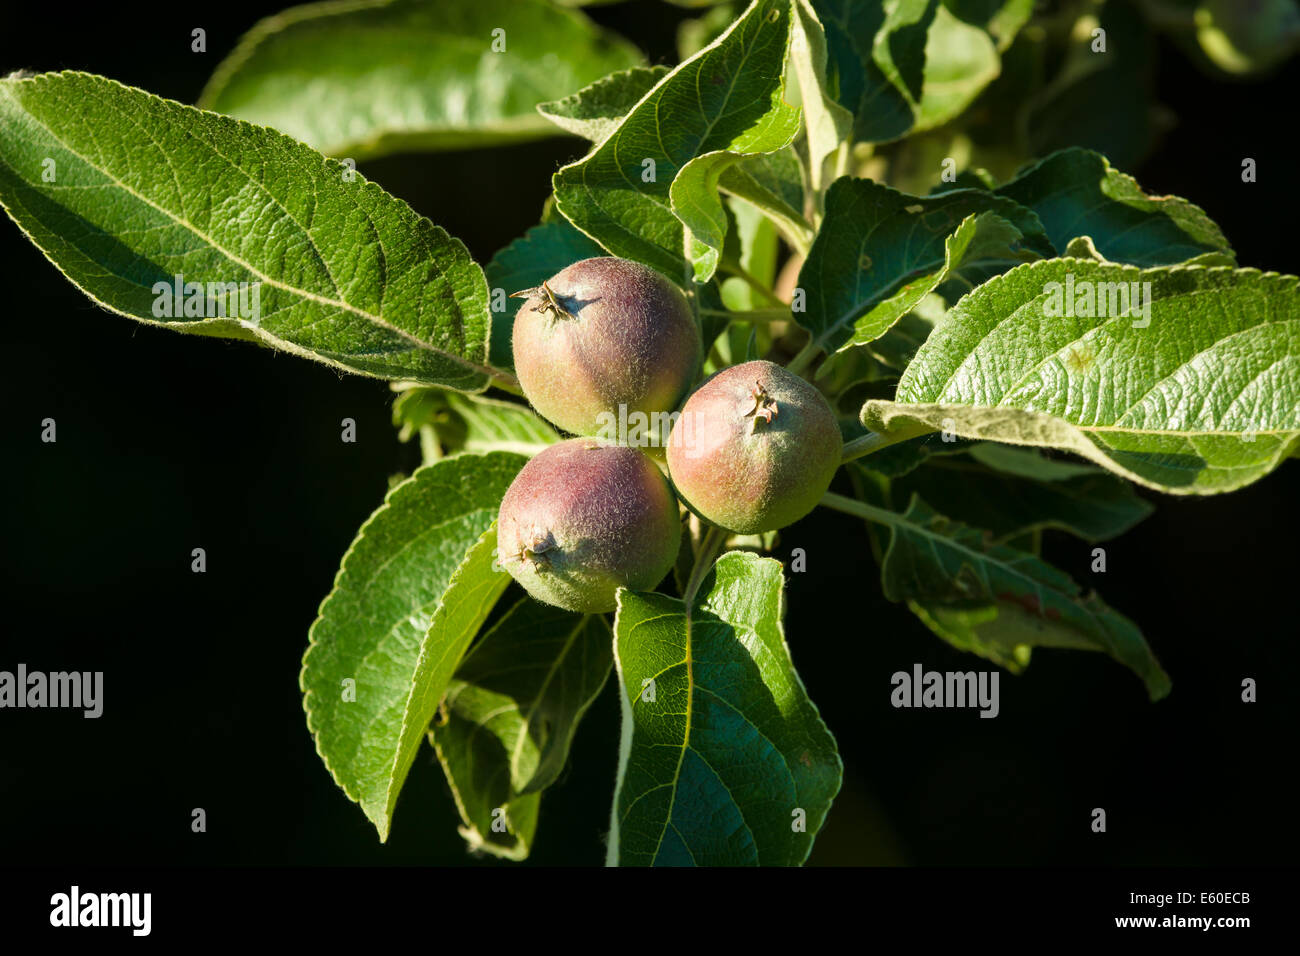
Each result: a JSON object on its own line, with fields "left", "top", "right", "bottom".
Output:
{"left": 814, "top": 0, "right": 1030, "bottom": 143}
{"left": 554, "top": 0, "right": 800, "bottom": 282}
{"left": 302, "top": 452, "right": 525, "bottom": 839}
{"left": 796, "top": 177, "right": 1051, "bottom": 354}
{"left": 430, "top": 600, "right": 612, "bottom": 859}
{"left": 537, "top": 66, "right": 671, "bottom": 143}
{"left": 0, "top": 71, "right": 499, "bottom": 391}
{"left": 871, "top": 495, "right": 1170, "bottom": 699}
{"left": 608, "top": 551, "right": 841, "bottom": 866}
{"left": 199, "top": 0, "right": 643, "bottom": 159}
{"left": 994, "top": 148, "right": 1234, "bottom": 267}
{"left": 862, "top": 260, "right": 1300, "bottom": 494}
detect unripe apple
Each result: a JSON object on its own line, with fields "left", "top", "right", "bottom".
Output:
{"left": 511, "top": 257, "right": 701, "bottom": 440}
{"left": 666, "top": 360, "right": 841, "bottom": 534}
{"left": 496, "top": 438, "right": 681, "bottom": 613}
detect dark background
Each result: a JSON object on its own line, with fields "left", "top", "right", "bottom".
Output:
{"left": 0, "top": 0, "right": 1295, "bottom": 868}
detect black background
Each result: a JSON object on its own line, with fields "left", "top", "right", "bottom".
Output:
{"left": 0, "top": 0, "right": 1296, "bottom": 871}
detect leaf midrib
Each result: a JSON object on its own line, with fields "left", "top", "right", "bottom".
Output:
{"left": 509, "top": 616, "right": 588, "bottom": 785}
{"left": 2, "top": 77, "right": 497, "bottom": 381}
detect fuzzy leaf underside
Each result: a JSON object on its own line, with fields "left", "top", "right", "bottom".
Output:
{"left": 302, "top": 452, "right": 525, "bottom": 839}
{"left": 537, "top": 66, "right": 672, "bottom": 144}
{"left": 863, "top": 260, "right": 1300, "bottom": 494}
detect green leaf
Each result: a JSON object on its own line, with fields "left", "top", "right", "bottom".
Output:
{"left": 608, "top": 551, "right": 841, "bottom": 866}
{"left": 893, "top": 449, "right": 1154, "bottom": 542}
{"left": 0, "top": 71, "right": 499, "bottom": 391}
{"left": 393, "top": 388, "right": 559, "bottom": 459}
{"left": 673, "top": 145, "right": 804, "bottom": 283}
{"left": 876, "top": 495, "right": 1170, "bottom": 699}
{"left": 674, "top": 145, "right": 807, "bottom": 282}
{"left": 445, "top": 393, "right": 560, "bottom": 456}
{"left": 199, "top": 0, "right": 643, "bottom": 159}
{"left": 862, "top": 260, "right": 1300, "bottom": 494}
{"left": 430, "top": 600, "right": 612, "bottom": 859}
{"left": 789, "top": 0, "right": 853, "bottom": 208}
{"left": 483, "top": 219, "right": 606, "bottom": 370}
{"left": 966, "top": 441, "right": 1104, "bottom": 480}
{"left": 815, "top": 0, "right": 1028, "bottom": 143}
{"left": 716, "top": 148, "right": 813, "bottom": 254}
{"left": 302, "top": 452, "right": 526, "bottom": 839}
{"left": 796, "top": 177, "right": 1051, "bottom": 355}
{"left": 850, "top": 211, "right": 1036, "bottom": 349}
{"left": 862, "top": 308, "right": 941, "bottom": 373}
{"left": 544, "top": 58, "right": 809, "bottom": 264}
{"left": 434, "top": 758, "right": 538, "bottom": 860}
{"left": 995, "top": 148, "right": 1234, "bottom": 267}
{"left": 554, "top": 0, "right": 801, "bottom": 282}
{"left": 537, "top": 65, "right": 671, "bottom": 143}
{"left": 720, "top": 196, "right": 779, "bottom": 308}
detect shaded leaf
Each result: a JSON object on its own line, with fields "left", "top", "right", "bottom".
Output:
{"left": 894, "top": 448, "right": 1154, "bottom": 541}
{"left": 716, "top": 148, "right": 813, "bottom": 254}
{"left": 200, "top": 0, "right": 643, "bottom": 158}
{"left": 1194, "top": 0, "right": 1300, "bottom": 75}
{"left": 815, "top": 0, "right": 1030, "bottom": 143}
{"left": 430, "top": 601, "right": 612, "bottom": 859}
{"left": 796, "top": 177, "right": 1051, "bottom": 354}
{"left": 877, "top": 495, "right": 1170, "bottom": 698}
{"left": 995, "top": 148, "right": 1233, "bottom": 266}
